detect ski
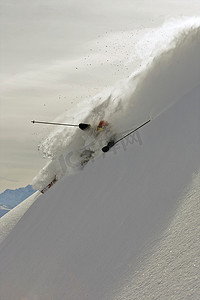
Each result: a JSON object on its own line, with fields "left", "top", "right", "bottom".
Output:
{"left": 40, "top": 177, "right": 57, "bottom": 194}
{"left": 31, "top": 120, "right": 90, "bottom": 130}
{"left": 102, "top": 119, "right": 151, "bottom": 152}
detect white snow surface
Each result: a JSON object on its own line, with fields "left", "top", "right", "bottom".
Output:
{"left": 32, "top": 17, "right": 200, "bottom": 191}
{"left": 112, "top": 172, "right": 200, "bottom": 300}
{"left": 0, "top": 18, "right": 200, "bottom": 300}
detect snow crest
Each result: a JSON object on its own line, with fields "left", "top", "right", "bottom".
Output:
{"left": 32, "top": 17, "right": 200, "bottom": 191}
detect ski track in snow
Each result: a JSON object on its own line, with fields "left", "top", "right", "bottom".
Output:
{"left": 32, "top": 17, "right": 200, "bottom": 191}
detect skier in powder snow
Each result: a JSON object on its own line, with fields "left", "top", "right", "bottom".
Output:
{"left": 97, "top": 120, "right": 109, "bottom": 131}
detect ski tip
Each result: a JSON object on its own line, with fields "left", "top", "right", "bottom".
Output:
{"left": 31, "top": 120, "right": 35, "bottom": 124}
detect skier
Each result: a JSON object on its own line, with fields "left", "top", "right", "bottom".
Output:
{"left": 31, "top": 118, "right": 151, "bottom": 152}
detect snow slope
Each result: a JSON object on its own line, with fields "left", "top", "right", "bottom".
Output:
{"left": 113, "top": 171, "right": 200, "bottom": 300}
{"left": 0, "top": 18, "right": 200, "bottom": 300}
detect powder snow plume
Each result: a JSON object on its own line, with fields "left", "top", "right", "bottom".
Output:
{"left": 32, "top": 17, "right": 200, "bottom": 191}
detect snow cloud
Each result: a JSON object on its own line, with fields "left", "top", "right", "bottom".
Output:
{"left": 32, "top": 17, "right": 200, "bottom": 191}
{"left": 1, "top": 0, "right": 200, "bottom": 191}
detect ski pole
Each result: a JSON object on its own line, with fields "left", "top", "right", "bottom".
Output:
{"left": 102, "top": 119, "right": 151, "bottom": 152}
{"left": 31, "top": 120, "right": 90, "bottom": 130}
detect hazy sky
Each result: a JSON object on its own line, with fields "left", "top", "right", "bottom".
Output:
{"left": 1, "top": 0, "right": 200, "bottom": 192}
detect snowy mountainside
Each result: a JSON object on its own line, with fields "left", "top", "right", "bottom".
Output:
{"left": 0, "top": 84, "right": 199, "bottom": 300}
{"left": 0, "top": 18, "right": 199, "bottom": 300}
{"left": 0, "top": 185, "right": 35, "bottom": 218}
{"left": 0, "top": 191, "right": 40, "bottom": 244}
{"left": 32, "top": 17, "right": 200, "bottom": 191}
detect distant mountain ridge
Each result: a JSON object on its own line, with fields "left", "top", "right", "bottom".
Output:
{"left": 0, "top": 185, "right": 35, "bottom": 218}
